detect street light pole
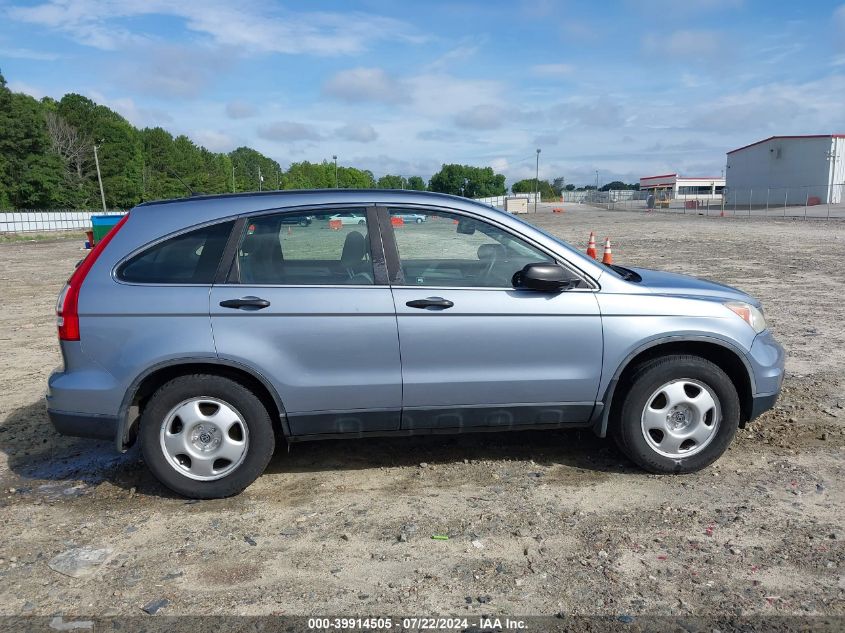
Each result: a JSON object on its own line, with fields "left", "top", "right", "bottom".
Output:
{"left": 535, "top": 148, "right": 541, "bottom": 213}
{"left": 595, "top": 170, "right": 599, "bottom": 192}
{"left": 333, "top": 155, "right": 338, "bottom": 188}
{"left": 93, "top": 143, "right": 107, "bottom": 213}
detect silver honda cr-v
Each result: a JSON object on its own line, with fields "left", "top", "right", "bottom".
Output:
{"left": 47, "top": 190, "right": 784, "bottom": 498}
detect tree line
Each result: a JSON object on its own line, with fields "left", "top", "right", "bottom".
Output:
{"left": 0, "top": 70, "right": 634, "bottom": 210}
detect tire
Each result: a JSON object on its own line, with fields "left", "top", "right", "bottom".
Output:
{"left": 299, "top": 218, "right": 310, "bottom": 227}
{"left": 610, "top": 354, "right": 740, "bottom": 473}
{"left": 358, "top": 219, "right": 365, "bottom": 225}
{"left": 415, "top": 218, "right": 423, "bottom": 224}
{"left": 139, "top": 374, "right": 276, "bottom": 498}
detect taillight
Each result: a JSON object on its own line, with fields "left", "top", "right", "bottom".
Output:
{"left": 58, "top": 214, "right": 130, "bottom": 341}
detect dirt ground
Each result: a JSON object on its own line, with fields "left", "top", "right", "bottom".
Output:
{"left": 0, "top": 204, "right": 843, "bottom": 621}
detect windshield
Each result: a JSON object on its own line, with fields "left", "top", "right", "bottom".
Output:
{"left": 501, "top": 211, "right": 623, "bottom": 279}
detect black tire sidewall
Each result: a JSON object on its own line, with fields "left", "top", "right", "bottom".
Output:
{"left": 615, "top": 357, "right": 740, "bottom": 473}
{"left": 140, "top": 375, "right": 275, "bottom": 498}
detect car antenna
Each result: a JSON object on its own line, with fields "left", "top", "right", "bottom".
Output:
{"left": 164, "top": 168, "right": 198, "bottom": 197}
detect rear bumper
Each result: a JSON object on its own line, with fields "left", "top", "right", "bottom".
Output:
{"left": 47, "top": 407, "right": 119, "bottom": 441}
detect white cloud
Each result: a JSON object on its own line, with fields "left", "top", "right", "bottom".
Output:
{"left": 0, "top": 47, "right": 59, "bottom": 61}
{"left": 453, "top": 104, "right": 508, "bottom": 130}
{"left": 226, "top": 100, "right": 256, "bottom": 119}
{"left": 257, "top": 121, "right": 322, "bottom": 142}
{"left": 6, "top": 1, "right": 424, "bottom": 55}
{"left": 425, "top": 41, "right": 482, "bottom": 72}
{"left": 322, "top": 67, "right": 407, "bottom": 104}
{"left": 7, "top": 80, "right": 46, "bottom": 99}
{"left": 531, "top": 63, "right": 575, "bottom": 76}
{"left": 193, "top": 130, "right": 237, "bottom": 153}
{"left": 125, "top": 45, "right": 232, "bottom": 99}
{"left": 534, "top": 132, "right": 560, "bottom": 147}
{"left": 335, "top": 123, "right": 378, "bottom": 143}
{"left": 86, "top": 90, "right": 174, "bottom": 127}
{"left": 490, "top": 157, "right": 510, "bottom": 173}
{"left": 642, "top": 29, "right": 729, "bottom": 63}
{"left": 630, "top": 0, "right": 743, "bottom": 13}
{"left": 406, "top": 73, "right": 504, "bottom": 118}
{"left": 687, "top": 75, "right": 845, "bottom": 133}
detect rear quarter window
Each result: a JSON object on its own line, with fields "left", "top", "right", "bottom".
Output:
{"left": 117, "top": 221, "right": 234, "bottom": 284}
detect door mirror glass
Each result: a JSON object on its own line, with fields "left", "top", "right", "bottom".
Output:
{"left": 512, "top": 263, "right": 575, "bottom": 292}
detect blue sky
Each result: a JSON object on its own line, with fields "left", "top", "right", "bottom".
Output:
{"left": 1, "top": 0, "right": 844, "bottom": 186}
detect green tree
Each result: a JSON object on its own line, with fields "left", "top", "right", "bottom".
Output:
{"left": 511, "top": 178, "right": 556, "bottom": 200}
{"left": 0, "top": 72, "right": 67, "bottom": 208}
{"left": 231, "top": 147, "right": 281, "bottom": 192}
{"left": 599, "top": 180, "right": 629, "bottom": 192}
{"left": 428, "top": 164, "right": 506, "bottom": 197}
{"left": 406, "top": 175, "right": 426, "bottom": 191}
{"left": 377, "top": 174, "right": 407, "bottom": 189}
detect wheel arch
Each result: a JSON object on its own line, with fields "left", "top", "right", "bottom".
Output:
{"left": 116, "top": 358, "right": 289, "bottom": 451}
{"left": 594, "top": 336, "right": 755, "bottom": 437}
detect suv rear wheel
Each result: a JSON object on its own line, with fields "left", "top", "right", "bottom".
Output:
{"left": 139, "top": 374, "right": 276, "bottom": 498}
{"left": 611, "top": 355, "right": 740, "bottom": 473}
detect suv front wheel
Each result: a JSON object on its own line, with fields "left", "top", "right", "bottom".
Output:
{"left": 611, "top": 355, "right": 740, "bottom": 473}
{"left": 140, "top": 374, "right": 276, "bottom": 498}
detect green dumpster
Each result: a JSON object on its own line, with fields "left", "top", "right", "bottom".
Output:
{"left": 91, "top": 214, "right": 124, "bottom": 244}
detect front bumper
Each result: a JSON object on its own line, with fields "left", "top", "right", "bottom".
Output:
{"left": 746, "top": 329, "right": 786, "bottom": 421}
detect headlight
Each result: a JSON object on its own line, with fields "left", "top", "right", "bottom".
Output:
{"left": 725, "top": 301, "right": 767, "bottom": 333}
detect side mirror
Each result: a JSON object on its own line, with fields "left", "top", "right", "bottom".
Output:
{"left": 512, "top": 263, "right": 576, "bottom": 292}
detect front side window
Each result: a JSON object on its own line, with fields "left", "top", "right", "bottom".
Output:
{"left": 388, "top": 209, "right": 553, "bottom": 288}
{"left": 238, "top": 210, "right": 374, "bottom": 285}
{"left": 118, "top": 221, "right": 234, "bottom": 284}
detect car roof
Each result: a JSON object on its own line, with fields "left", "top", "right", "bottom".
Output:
{"left": 135, "top": 188, "right": 482, "bottom": 210}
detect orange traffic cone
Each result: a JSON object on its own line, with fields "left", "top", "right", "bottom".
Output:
{"left": 586, "top": 232, "right": 597, "bottom": 259}
{"left": 602, "top": 237, "right": 613, "bottom": 265}
{"left": 287, "top": 225, "right": 292, "bottom": 235}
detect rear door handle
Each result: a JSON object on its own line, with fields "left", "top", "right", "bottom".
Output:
{"left": 405, "top": 297, "right": 454, "bottom": 310}
{"left": 219, "top": 296, "right": 271, "bottom": 310}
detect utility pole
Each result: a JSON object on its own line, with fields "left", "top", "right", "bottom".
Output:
{"left": 535, "top": 148, "right": 541, "bottom": 213}
{"left": 595, "top": 170, "right": 599, "bottom": 192}
{"left": 258, "top": 165, "right": 262, "bottom": 192}
{"left": 333, "top": 155, "right": 338, "bottom": 188}
{"left": 93, "top": 142, "right": 107, "bottom": 213}
{"left": 232, "top": 163, "right": 235, "bottom": 193}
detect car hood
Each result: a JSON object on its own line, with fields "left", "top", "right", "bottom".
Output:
{"left": 629, "top": 267, "right": 758, "bottom": 305}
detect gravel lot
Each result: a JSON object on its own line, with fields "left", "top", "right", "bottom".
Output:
{"left": 0, "top": 204, "right": 843, "bottom": 621}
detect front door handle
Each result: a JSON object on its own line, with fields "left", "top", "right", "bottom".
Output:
{"left": 219, "top": 296, "right": 271, "bottom": 310}
{"left": 406, "top": 297, "right": 454, "bottom": 310}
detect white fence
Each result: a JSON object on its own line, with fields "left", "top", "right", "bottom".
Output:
{"left": 474, "top": 192, "right": 540, "bottom": 208}
{"left": 1, "top": 210, "right": 125, "bottom": 235}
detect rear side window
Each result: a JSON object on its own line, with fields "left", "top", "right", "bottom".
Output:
{"left": 237, "top": 210, "right": 374, "bottom": 285}
{"left": 118, "top": 221, "right": 234, "bottom": 284}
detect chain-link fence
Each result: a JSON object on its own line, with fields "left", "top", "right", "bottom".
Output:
{"left": 586, "top": 184, "right": 845, "bottom": 219}
{"left": 0, "top": 210, "right": 126, "bottom": 235}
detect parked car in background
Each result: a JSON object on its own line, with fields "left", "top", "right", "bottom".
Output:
{"left": 394, "top": 212, "right": 426, "bottom": 224}
{"left": 47, "top": 190, "right": 784, "bottom": 498}
{"left": 328, "top": 212, "right": 366, "bottom": 226}
{"left": 279, "top": 214, "right": 312, "bottom": 226}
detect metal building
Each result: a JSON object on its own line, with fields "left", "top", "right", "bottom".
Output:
{"left": 639, "top": 173, "right": 725, "bottom": 205}
{"left": 725, "top": 135, "right": 845, "bottom": 206}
